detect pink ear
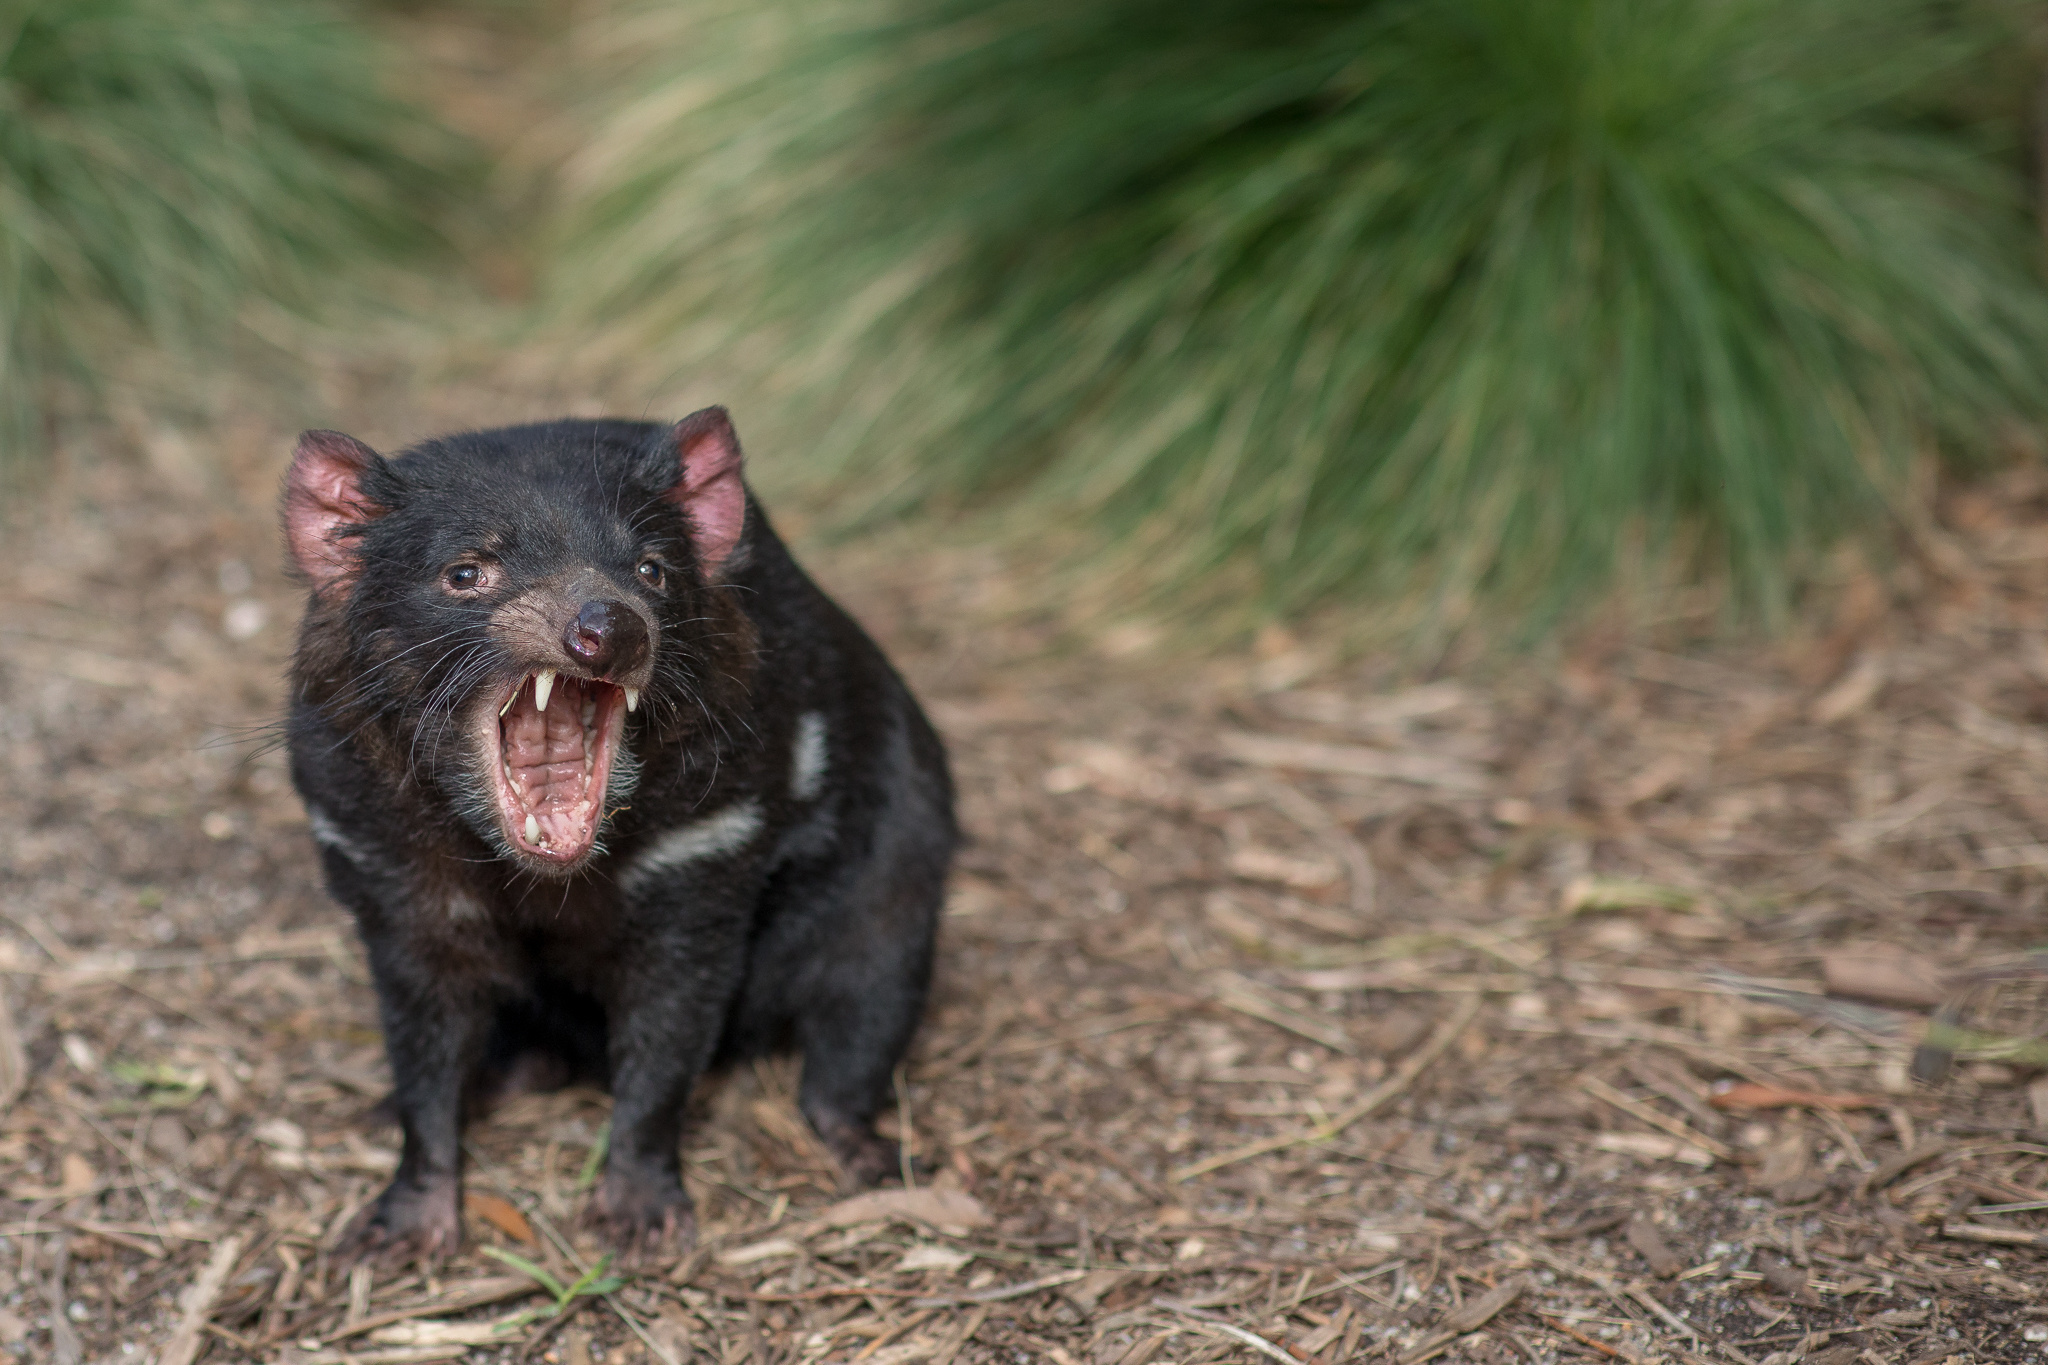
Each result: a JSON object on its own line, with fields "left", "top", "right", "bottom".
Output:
{"left": 283, "top": 430, "right": 384, "bottom": 590}
{"left": 666, "top": 407, "right": 747, "bottom": 575}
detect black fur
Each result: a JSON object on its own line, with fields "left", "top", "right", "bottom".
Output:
{"left": 282, "top": 414, "right": 955, "bottom": 1260}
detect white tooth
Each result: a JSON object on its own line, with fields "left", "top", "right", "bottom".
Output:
{"left": 582, "top": 696, "right": 595, "bottom": 727}
{"left": 500, "top": 689, "right": 518, "bottom": 717}
{"left": 534, "top": 668, "right": 556, "bottom": 713}
{"left": 524, "top": 814, "right": 540, "bottom": 843}
{"left": 625, "top": 688, "right": 639, "bottom": 713}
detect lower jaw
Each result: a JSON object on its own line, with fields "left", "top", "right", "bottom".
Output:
{"left": 495, "top": 779, "right": 609, "bottom": 869}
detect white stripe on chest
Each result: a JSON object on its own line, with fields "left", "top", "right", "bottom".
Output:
{"left": 790, "top": 711, "right": 829, "bottom": 802}
{"left": 619, "top": 800, "right": 764, "bottom": 895}
{"left": 306, "top": 808, "right": 369, "bottom": 865}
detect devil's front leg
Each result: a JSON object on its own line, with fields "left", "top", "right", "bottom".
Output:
{"left": 588, "top": 884, "right": 752, "bottom": 1261}
{"left": 343, "top": 900, "right": 503, "bottom": 1264}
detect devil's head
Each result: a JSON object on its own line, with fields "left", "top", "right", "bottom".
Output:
{"left": 282, "top": 410, "right": 757, "bottom": 876}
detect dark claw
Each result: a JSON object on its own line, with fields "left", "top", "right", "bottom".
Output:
{"left": 587, "top": 1174, "right": 696, "bottom": 1267}
{"left": 337, "top": 1176, "right": 462, "bottom": 1267}
{"left": 809, "top": 1111, "right": 907, "bottom": 1189}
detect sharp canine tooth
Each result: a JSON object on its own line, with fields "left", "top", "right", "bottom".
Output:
{"left": 534, "top": 669, "right": 556, "bottom": 713}
{"left": 625, "top": 688, "right": 639, "bottom": 713}
{"left": 524, "top": 814, "right": 540, "bottom": 843}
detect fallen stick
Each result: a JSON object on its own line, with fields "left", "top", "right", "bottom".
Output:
{"left": 1217, "top": 733, "right": 1489, "bottom": 792}
{"left": 158, "top": 1232, "right": 245, "bottom": 1365}
{"left": 318, "top": 1276, "right": 544, "bottom": 1345}
{"left": 1171, "top": 995, "right": 1482, "bottom": 1182}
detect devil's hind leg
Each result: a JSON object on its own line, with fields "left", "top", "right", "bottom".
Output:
{"left": 744, "top": 720, "right": 952, "bottom": 1186}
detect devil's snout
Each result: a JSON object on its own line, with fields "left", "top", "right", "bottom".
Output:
{"left": 562, "top": 599, "right": 649, "bottom": 677}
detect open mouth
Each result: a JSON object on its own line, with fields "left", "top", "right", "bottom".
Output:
{"left": 489, "top": 669, "right": 632, "bottom": 865}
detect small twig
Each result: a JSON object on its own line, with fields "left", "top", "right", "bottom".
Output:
{"left": 930, "top": 1304, "right": 990, "bottom": 1365}
{"left": 908, "top": 1267, "right": 1090, "bottom": 1308}
{"left": 1152, "top": 1298, "right": 1302, "bottom": 1365}
{"left": 1942, "top": 1222, "right": 2048, "bottom": 1247}
{"left": 1540, "top": 1314, "right": 1648, "bottom": 1364}
{"left": 1399, "top": 1277, "right": 1527, "bottom": 1364}
{"left": 1579, "top": 1075, "right": 1735, "bottom": 1161}
{"left": 1172, "top": 995, "right": 1481, "bottom": 1181}
{"left": 853, "top": 1307, "right": 936, "bottom": 1362}
{"left": 316, "top": 1274, "right": 542, "bottom": 1345}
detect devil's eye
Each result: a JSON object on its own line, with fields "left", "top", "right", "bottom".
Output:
{"left": 445, "top": 564, "right": 483, "bottom": 591}
{"left": 637, "top": 559, "right": 665, "bottom": 588}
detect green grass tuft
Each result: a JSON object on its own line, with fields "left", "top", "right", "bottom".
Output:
{"left": 0, "top": 0, "right": 467, "bottom": 464}
{"left": 559, "top": 0, "right": 2048, "bottom": 636}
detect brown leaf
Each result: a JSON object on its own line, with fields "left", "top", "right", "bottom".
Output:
{"left": 1709, "top": 1082, "right": 1878, "bottom": 1112}
{"left": 1820, "top": 945, "right": 1946, "bottom": 1008}
{"left": 463, "top": 1191, "right": 536, "bottom": 1246}
{"left": 818, "top": 1186, "right": 990, "bottom": 1236}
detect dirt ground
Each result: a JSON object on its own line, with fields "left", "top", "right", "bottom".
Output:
{"left": 7, "top": 361, "right": 2048, "bottom": 1365}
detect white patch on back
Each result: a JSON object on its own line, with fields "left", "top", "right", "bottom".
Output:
{"left": 306, "top": 808, "right": 368, "bottom": 865}
{"left": 791, "top": 711, "right": 828, "bottom": 802}
{"left": 619, "top": 800, "right": 764, "bottom": 895}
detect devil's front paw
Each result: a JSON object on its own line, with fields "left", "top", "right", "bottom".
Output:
{"left": 808, "top": 1111, "right": 906, "bottom": 1189}
{"left": 338, "top": 1174, "right": 462, "bottom": 1267}
{"left": 587, "top": 1170, "right": 696, "bottom": 1266}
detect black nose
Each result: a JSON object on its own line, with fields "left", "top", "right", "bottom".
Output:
{"left": 562, "top": 599, "right": 648, "bottom": 676}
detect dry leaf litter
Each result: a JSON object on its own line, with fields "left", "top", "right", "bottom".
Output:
{"left": 9, "top": 397, "right": 2048, "bottom": 1365}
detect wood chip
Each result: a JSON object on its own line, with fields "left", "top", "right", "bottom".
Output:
{"left": 157, "top": 1232, "right": 245, "bottom": 1365}
{"left": 1626, "top": 1216, "right": 1683, "bottom": 1278}
{"left": 1862, "top": 1141, "right": 1951, "bottom": 1195}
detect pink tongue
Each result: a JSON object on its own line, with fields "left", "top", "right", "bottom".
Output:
{"left": 502, "top": 682, "right": 594, "bottom": 843}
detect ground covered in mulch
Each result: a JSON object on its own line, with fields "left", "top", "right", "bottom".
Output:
{"left": 7, "top": 378, "right": 2048, "bottom": 1365}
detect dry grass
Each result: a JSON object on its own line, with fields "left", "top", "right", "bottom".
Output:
{"left": 7, "top": 386, "right": 2048, "bottom": 1362}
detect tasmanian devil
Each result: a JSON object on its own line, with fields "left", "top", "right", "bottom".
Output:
{"left": 280, "top": 409, "right": 955, "bottom": 1260}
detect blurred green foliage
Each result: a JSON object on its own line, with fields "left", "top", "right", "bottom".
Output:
{"left": 559, "top": 0, "right": 2048, "bottom": 635}
{"left": 0, "top": 0, "right": 467, "bottom": 464}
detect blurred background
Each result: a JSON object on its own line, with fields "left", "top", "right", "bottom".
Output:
{"left": 12, "top": 0, "right": 2048, "bottom": 648}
